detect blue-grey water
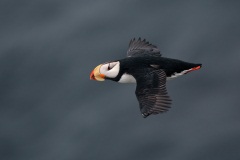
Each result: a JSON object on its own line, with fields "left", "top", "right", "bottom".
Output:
{"left": 0, "top": 1, "right": 240, "bottom": 160}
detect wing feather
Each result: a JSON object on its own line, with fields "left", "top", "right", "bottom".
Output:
{"left": 134, "top": 69, "right": 172, "bottom": 118}
{"left": 127, "top": 38, "right": 161, "bottom": 57}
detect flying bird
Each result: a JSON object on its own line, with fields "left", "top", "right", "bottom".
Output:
{"left": 90, "top": 38, "right": 202, "bottom": 118}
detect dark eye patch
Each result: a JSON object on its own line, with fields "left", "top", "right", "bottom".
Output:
{"left": 108, "top": 63, "right": 111, "bottom": 70}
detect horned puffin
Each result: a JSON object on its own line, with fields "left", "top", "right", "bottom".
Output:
{"left": 90, "top": 38, "right": 202, "bottom": 118}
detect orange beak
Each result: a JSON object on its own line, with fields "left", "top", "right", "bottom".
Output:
{"left": 90, "top": 70, "right": 96, "bottom": 80}
{"left": 89, "top": 64, "right": 106, "bottom": 81}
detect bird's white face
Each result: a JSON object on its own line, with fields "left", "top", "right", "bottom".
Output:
{"left": 90, "top": 61, "right": 120, "bottom": 81}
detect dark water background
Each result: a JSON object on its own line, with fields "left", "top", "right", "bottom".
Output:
{"left": 1, "top": 1, "right": 240, "bottom": 160}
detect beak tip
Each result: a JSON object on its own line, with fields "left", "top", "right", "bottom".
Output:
{"left": 90, "top": 71, "right": 95, "bottom": 80}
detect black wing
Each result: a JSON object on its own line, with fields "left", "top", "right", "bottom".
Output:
{"left": 127, "top": 38, "right": 161, "bottom": 57}
{"left": 134, "top": 69, "right": 172, "bottom": 118}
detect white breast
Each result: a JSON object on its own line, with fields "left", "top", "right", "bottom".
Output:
{"left": 118, "top": 73, "right": 136, "bottom": 83}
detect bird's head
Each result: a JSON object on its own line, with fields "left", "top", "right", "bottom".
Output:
{"left": 90, "top": 61, "right": 120, "bottom": 81}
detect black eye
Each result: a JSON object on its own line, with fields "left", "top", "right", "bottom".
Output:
{"left": 108, "top": 64, "right": 111, "bottom": 70}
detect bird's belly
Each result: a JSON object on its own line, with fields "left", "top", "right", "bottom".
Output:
{"left": 118, "top": 73, "right": 136, "bottom": 83}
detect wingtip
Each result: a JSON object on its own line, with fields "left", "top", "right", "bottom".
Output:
{"left": 142, "top": 113, "right": 149, "bottom": 118}
{"left": 130, "top": 37, "right": 149, "bottom": 43}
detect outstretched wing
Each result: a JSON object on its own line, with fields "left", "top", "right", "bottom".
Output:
{"left": 127, "top": 38, "right": 161, "bottom": 57}
{"left": 134, "top": 69, "right": 172, "bottom": 118}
